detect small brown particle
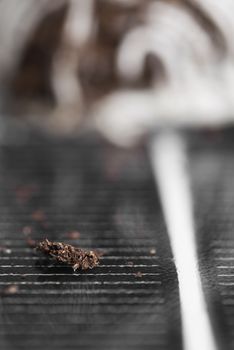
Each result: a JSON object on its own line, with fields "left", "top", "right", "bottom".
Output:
{"left": 22, "top": 226, "right": 33, "bottom": 236}
{"left": 32, "top": 210, "right": 46, "bottom": 222}
{"left": 0, "top": 247, "right": 11, "bottom": 254}
{"left": 36, "top": 239, "right": 100, "bottom": 271}
{"left": 66, "top": 231, "right": 80, "bottom": 240}
{"left": 1, "top": 285, "right": 19, "bottom": 295}
{"left": 15, "top": 184, "right": 38, "bottom": 204}
{"left": 134, "top": 271, "right": 143, "bottom": 278}
{"left": 126, "top": 261, "right": 134, "bottom": 267}
{"left": 149, "top": 248, "right": 156, "bottom": 255}
{"left": 27, "top": 238, "right": 37, "bottom": 248}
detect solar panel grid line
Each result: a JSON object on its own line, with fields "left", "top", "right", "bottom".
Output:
{"left": 0, "top": 299, "right": 165, "bottom": 305}
{"left": 0, "top": 238, "right": 158, "bottom": 243}
{"left": 0, "top": 249, "right": 158, "bottom": 253}
{"left": 0, "top": 289, "right": 163, "bottom": 295}
{"left": 0, "top": 346, "right": 168, "bottom": 349}
{"left": 0, "top": 331, "right": 167, "bottom": 337}
{"left": 0, "top": 256, "right": 160, "bottom": 260}
{"left": 0, "top": 340, "right": 167, "bottom": 347}
{"left": 0, "top": 320, "right": 167, "bottom": 325}
{"left": 0, "top": 310, "right": 166, "bottom": 315}
{"left": 0, "top": 264, "right": 160, "bottom": 268}
{"left": 216, "top": 266, "right": 234, "bottom": 269}
{"left": 214, "top": 249, "right": 234, "bottom": 253}
{"left": 0, "top": 273, "right": 161, "bottom": 276}
{"left": 218, "top": 274, "right": 234, "bottom": 277}
{"left": 0, "top": 280, "right": 162, "bottom": 286}
{"left": 0, "top": 281, "right": 163, "bottom": 285}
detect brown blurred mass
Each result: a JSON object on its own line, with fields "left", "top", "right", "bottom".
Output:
{"left": 2, "top": 0, "right": 226, "bottom": 134}
{"left": 11, "top": 4, "right": 68, "bottom": 102}
{"left": 5, "top": 1, "right": 156, "bottom": 124}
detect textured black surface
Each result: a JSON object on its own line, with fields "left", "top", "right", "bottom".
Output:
{"left": 2, "top": 127, "right": 234, "bottom": 350}
{"left": 187, "top": 130, "right": 234, "bottom": 350}
{"left": 0, "top": 131, "right": 182, "bottom": 350}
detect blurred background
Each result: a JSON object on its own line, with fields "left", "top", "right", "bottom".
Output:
{"left": 2, "top": 0, "right": 234, "bottom": 144}
{"left": 1, "top": 1, "right": 234, "bottom": 350}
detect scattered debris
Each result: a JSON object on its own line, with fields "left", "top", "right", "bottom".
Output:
{"left": 27, "top": 238, "right": 37, "bottom": 248}
{"left": 66, "top": 231, "right": 80, "bottom": 240}
{"left": 149, "top": 248, "right": 156, "bottom": 255}
{"left": 37, "top": 239, "right": 100, "bottom": 271}
{"left": 134, "top": 271, "right": 143, "bottom": 278}
{"left": 32, "top": 210, "right": 46, "bottom": 222}
{"left": 15, "top": 184, "right": 38, "bottom": 204}
{"left": 22, "top": 226, "right": 33, "bottom": 236}
{"left": 1, "top": 284, "right": 19, "bottom": 295}
{"left": 126, "top": 261, "right": 134, "bottom": 267}
{"left": 0, "top": 247, "right": 12, "bottom": 254}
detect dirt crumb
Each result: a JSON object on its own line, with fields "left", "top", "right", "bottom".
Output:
{"left": 134, "top": 271, "right": 143, "bottom": 278}
{"left": 37, "top": 238, "right": 100, "bottom": 271}
{"left": 32, "top": 210, "right": 46, "bottom": 222}
{"left": 66, "top": 231, "right": 80, "bottom": 239}
{"left": 149, "top": 248, "right": 156, "bottom": 255}
{"left": 1, "top": 285, "right": 19, "bottom": 295}
{"left": 22, "top": 226, "right": 33, "bottom": 236}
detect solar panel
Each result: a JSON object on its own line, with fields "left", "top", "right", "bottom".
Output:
{"left": 0, "top": 132, "right": 182, "bottom": 350}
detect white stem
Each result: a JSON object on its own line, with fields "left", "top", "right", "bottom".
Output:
{"left": 149, "top": 132, "right": 217, "bottom": 350}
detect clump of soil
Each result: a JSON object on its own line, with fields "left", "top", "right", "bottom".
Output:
{"left": 37, "top": 238, "right": 100, "bottom": 271}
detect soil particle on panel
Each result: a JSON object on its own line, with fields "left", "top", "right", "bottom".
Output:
{"left": 37, "top": 238, "right": 100, "bottom": 271}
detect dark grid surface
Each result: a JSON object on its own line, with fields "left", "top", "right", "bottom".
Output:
{"left": 0, "top": 133, "right": 181, "bottom": 350}
{"left": 189, "top": 130, "right": 234, "bottom": 350}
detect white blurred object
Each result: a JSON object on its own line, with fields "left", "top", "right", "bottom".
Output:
{"left": 1, "top": 0, "right": 234, "bottom": 141}
{"left": 150, "top": 132, "right": 217, "bottom": 350}
{"left": 51, "top": 0, "right": 94, "bottom": 130}
{"left": 0, "top": 0, "right": 65, "bottom": 84}
{"left": 93, "top": 0, "right": 234, "bottom": 146}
